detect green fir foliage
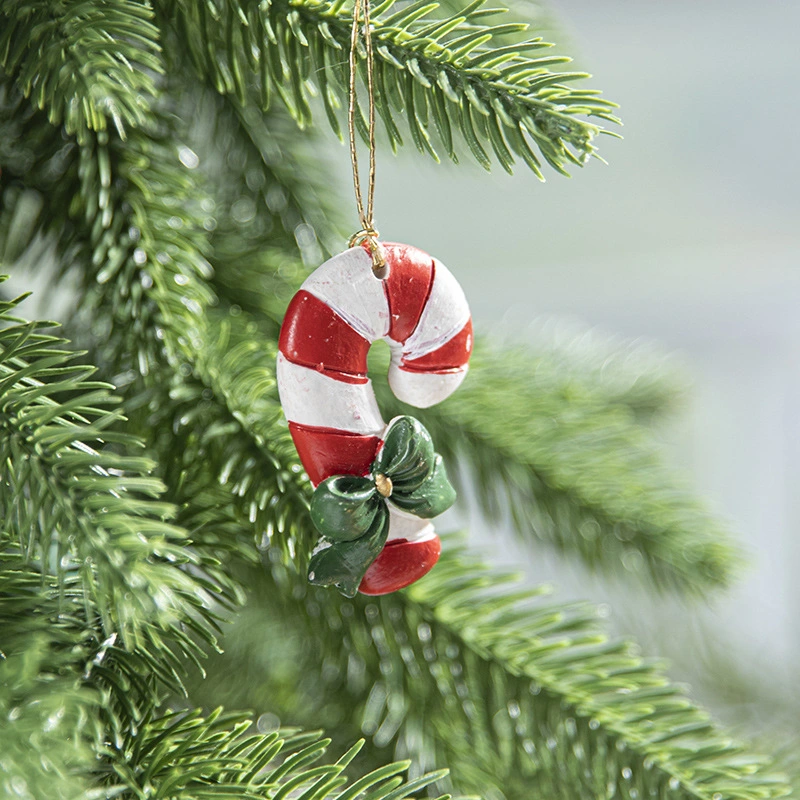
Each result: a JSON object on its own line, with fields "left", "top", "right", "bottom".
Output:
{"left": 192, "top": 545, "right": 784, "bottom": 800}
{"left": 0, "top": 1, "right": 789, "bottom": 798}
{"left": 0, "top": 286, "right": 446, "bottom": 799}
{"left": 156, "top": 0, "right": 619, "bottom": 175}
{"left": 0, "top": 1, "right": 162, "bottom": 141}
{"left": 0, "top": 555, "right": 98, "bottom": 800}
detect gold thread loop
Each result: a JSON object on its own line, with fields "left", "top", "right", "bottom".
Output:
{"left": 348, "top": 227, "right": 380, "bottom": 248}
{"left": 349, "top": 0, "right": 385, "bottom": 276}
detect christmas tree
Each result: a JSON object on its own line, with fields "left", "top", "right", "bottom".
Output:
{"left": 0, "top": 1, "right": 790, "bottom": 798}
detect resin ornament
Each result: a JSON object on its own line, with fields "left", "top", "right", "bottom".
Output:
{"left": 277, "top": 241, "right": 473, "bottom": 596}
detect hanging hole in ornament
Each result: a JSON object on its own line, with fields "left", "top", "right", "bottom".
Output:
{"left": 371, "top": 260, "right": 389, "bottom": 281}
{"left": 349, "top": 230, "right": 388, "bottom": 279}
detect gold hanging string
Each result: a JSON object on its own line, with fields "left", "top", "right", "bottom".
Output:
{"left": 347, "top": 0, "right": 386, "bottom": 275}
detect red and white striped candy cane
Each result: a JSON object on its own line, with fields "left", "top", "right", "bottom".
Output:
{"left": 277, "top": 241, "right": 473, "bottom": 595}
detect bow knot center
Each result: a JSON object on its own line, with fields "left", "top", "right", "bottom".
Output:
{"left": 374, "top": 473, "right": 393, "bottom": 498}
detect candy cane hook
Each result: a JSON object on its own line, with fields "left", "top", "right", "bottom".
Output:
{"left": 277, "top": 242, "right": 473, "bottom": 595}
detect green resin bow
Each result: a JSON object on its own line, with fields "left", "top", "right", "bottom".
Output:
{"left": 307, "top": 416, "right": 456, "bottom": 597}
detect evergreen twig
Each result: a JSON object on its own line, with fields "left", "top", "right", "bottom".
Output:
{"left": 0, "top": 555, "right": 98, "bottom": 800}
{"left": 192, "top": 541, "right": 788, "bottom": 800}
{"left": 157, "top": 0, "right": 620, "bottom": 176}
{"left": 0, "top": 1, "right": 162, "bottom": 141}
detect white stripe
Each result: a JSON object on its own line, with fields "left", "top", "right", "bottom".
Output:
{"left": 402, "top": 258, "right": 470, "bottom": 360}
{"left": 277, "top": 353, "right": 385, "bottom": 434}
{"left": 302, "top": 247, "right": 390, "bottom": 341}
{"left": 386, "top": 505, "right": 435, "bottom": 543}
{"left": 388, "top": 360, "right": 469, "bottom": 409}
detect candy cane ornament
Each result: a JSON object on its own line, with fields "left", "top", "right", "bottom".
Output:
{"left": 277, "top": 241, "right": 473, "bottom": 596}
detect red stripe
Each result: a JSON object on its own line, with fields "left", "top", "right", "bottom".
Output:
{"left": 376, "top": 242, "right": 435, "bottom": 343}
{"left": 288, "top": 421, "right": 381, "bottom": 486}
{"left": 358, "top": 535, "right": 442, "bottom": 595}
{"left": 401, "top": 318, "right": 473, "bottom": 371}
{"left": 279, "top": 290, "right": 370, "bottom": 380}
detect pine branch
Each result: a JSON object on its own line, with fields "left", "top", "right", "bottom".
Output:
{"left": 192, "top": 545, "right": 788, "bottom": 800}
{"left": 0, "top": 81, "right": 74, "bottom": 264}
{"left": 142, "top": 413, "right": 765, "bottom": 800}
{"left": 0, "top": 554, "right": 99, "bottom": 800}
{"left": 3, "top": 88, "right": 317, "bottom": 559}
{"left": 374, "top": 341, "right": 740, "bottom": 596}
{"left": 0, "top": 103, "right": 275, "bottom": 709}
{"left": 0, "top": 96, "right": 315, "bottom": 564}
{"left": 180, "top": 86, "right": 341, "bottom": 322}
{"left": 0, "top": 298, "right": 236, "bottom": 791}
{"left": 513, "top": 322, "right": 686, "bottom": 421}
{"left": 69, "top": 129, "right": 315, "bottom": 562}
{"left": 101, "top": 714, "right": 448, "bottom": 800}
{"left": 0, "top": 287, "right": 236, "bottom": 741}
{"left": 137, "top": 309, "right": 315, "bottom": 564}
{"left": 0, "top": 79, "right": 212, "bottom": 378}
{"left": 0, "top": 1, "right": 162, "bottom": 142}
{"left": 0, "top": 289, "right": 207, "bottom": 644}
{"left": 0, "top": 75, "right": 314, "bottom": 572}
{"left": 0, "top": 299, "right": 418, "bottom": 800}
{"left": 157, "top": 0, "right": 620, "bottom": 176}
